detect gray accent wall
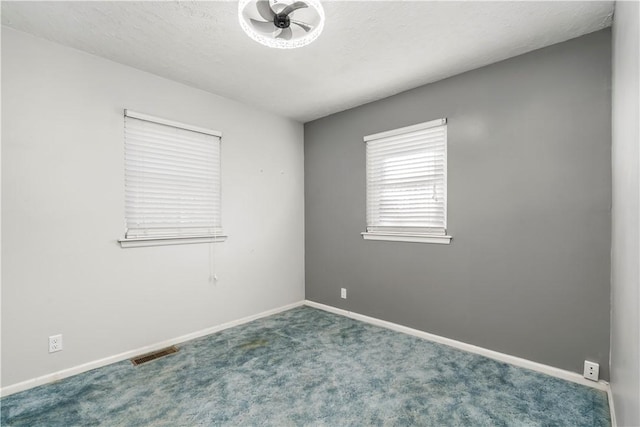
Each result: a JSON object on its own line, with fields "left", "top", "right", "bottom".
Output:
{"left": 610, "top": 1, "right": 640, "bottom": 424}
{"left": 305, "top": 30, "right": 612, "bottom": 379}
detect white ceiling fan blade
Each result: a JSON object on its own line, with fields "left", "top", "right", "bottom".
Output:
{"left": 291, "top": 20, "right": 311, "bottom": 32}
{"left": 280, "top": 1, "right": 308, "bottom": 16}
{"left": 256, "top": 0, "right": 275, "bottom": 21}
{"left": 276, "top": 27, "right": 293, "bottom": 40}
{"left": 250, "top": 18, "right": 276, "bottom": 33}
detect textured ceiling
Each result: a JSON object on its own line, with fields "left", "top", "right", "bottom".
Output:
{"left": 1, "top": 1, "right": 614, "bottom": 122}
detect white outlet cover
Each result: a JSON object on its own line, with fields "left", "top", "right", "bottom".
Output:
{"left": 49, "top": 334, "right": 63, "bottom": 353}
{"left": 340, "top": 288, "right": 347, "bottom": 299}
{"left": 583, "top": 360, "right": 599, "bottom": 381}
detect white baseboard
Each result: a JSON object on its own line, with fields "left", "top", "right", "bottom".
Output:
{"left": 0, "top": 300, "right": 305, "bottom": 398}
{"left": 607, "top": 386, "right": 618, "bottom": 427}
{"left": 304, "top": 300, "right": 610, "bottom": 392}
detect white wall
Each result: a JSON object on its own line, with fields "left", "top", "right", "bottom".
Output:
{"left": 1, "top": 28, "right": 305, "bottom": 388}
{"left": 610, "top": 1, "right": 640, "bottom": 425}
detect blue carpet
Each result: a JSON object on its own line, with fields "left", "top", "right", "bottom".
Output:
{"left": 1, "top": 306, "right": 610, "bottom": 426}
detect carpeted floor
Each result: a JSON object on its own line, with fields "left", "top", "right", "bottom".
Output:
{"left": 1, "top": 306, "right": 610, "bottom": 426}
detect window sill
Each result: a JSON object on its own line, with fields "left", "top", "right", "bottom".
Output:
{"left": 361, "top": 232, "right": 452, "bottom": 245}
{"left": 119, "top": 235, "right": 227, "bottom": 248}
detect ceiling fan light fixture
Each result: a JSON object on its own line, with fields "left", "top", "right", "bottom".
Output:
{"left": 238, "top": 0, "right": 325, "bottom": 49}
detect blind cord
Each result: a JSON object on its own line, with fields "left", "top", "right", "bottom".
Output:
{"left": 209, "top": 241, "right": 216, "bottom": 284}
{"left": 209, "top": 228, "right": 218, "bottom": 284}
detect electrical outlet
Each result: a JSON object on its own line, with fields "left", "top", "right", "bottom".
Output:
{"left": 340, "top": 288, "right": 347, "bottom": 299}
{"left": 49, "top": 334, "right": 63, "bottom": 353}
{"left": 583, "top": 360, "right": 599, "bottom": 381}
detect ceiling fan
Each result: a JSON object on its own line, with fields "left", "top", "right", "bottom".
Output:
{"left": 238, "top": 0, "right": 325, "bottom": 49}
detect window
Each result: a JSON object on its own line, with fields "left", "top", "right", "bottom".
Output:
{"left": 362, "top": 118, "right": 451, "bottom": 244}
{"left": 119, "top": 110, "right": 225, "bottom": 248}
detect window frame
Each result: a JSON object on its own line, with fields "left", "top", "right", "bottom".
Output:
{"left": 361, "top": 118, "right": 452, "bottom": 245}
{"left": 118, "top": 110, "right": 226, "bottom": 248}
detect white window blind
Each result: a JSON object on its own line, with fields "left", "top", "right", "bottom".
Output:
{"left": 364, "top": 118, "right": 449, "bottom": 243}
{"left": 123, "top": 110, "right": 222, "bottom": 242}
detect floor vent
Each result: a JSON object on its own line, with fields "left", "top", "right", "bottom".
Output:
{"left": 131, "top": 346, "right": 179, "bottom": 366}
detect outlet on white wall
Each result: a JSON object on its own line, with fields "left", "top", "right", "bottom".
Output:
{"left": 49, "top": 334, "right": 63, "bottom": 353}
{"left": 340, "top": 288, "right": 347, "bottom": 299}
{"left": 583, "top": 360, "right": 599, "bottom": 381}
